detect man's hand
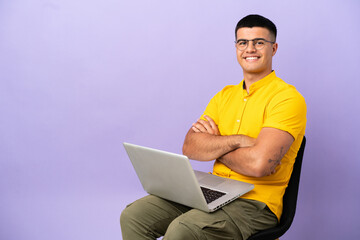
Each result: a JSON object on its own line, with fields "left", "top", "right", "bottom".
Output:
{"left": 191, "top": 115, "right": 220, "bottom": 135}
{"left": 184, "top": 115, "right": 256, "bottom": 162}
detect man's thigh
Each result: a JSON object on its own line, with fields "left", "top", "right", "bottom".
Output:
{"left": 163, "top": 198, "right": 278, "bottom": 240}
{"left": 222, "top": 198, "right": 278, "bottom": 239}
{"left": 164, "top": 207, "right": 240, "bottom": 240}
{"left": 120, "top": 195, "right": 191, "bottom": 239}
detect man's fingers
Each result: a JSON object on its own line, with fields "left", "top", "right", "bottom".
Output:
{"left": 204, "top": 115, "right": 219, "bottom": 135}
{"left": 197, "top": 119, "right": 212, "bottom": 132}
{"left": 204, "top": 115, "right": 216, "bottom": 129}
{"left": 192, "top": 119, "right": 214, "bottom": 134}
{"left": 192, "top": 122, "right": 207, "bottom": 132}
{"left": 191, "top": 116, "right": 220, "bottom": 135}
{"left": 192, "top": 126, "right": 200, "bottom": 132}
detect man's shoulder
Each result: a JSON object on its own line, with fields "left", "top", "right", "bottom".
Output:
{"left": 271, "top": 77, "right": 304, "bottom": 98}
{"left": 216, "top": 83, "right": 242, "bottom": 96}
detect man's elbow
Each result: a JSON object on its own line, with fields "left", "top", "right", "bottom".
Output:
{"left": 182, "top": 130, "right": 195, "bottom": 157}
{"left": 182, "top": 144, "right": 190, "bottom": 157}
{"left": 252, "top": 167, "right": 269, "bottom": 178}
{"left": 182, "top": 140, "right": 195, "bottom": 159}
{"left": 252, "top": 156, "right": 272, "bottom": 178}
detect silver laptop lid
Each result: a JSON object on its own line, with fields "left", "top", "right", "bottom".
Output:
{"left": 123, "top": 142, "right": 209, "bottom": 211}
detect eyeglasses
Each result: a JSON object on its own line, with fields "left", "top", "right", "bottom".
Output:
{"left": 235, "top": 38, "right": 275, "bottom": 51}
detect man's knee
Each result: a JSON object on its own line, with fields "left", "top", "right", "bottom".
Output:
{"left": 121, "top": 196, "right": 185, "bottom": 239}
{"left": 120, "top": 205, "right": 133, "bottom": 228}
{"left": 164, "top": 218, "right": 202, "bottom": 240}
{"left": 120, "top": 204, "right": 138, "bottom": 233}
{"left": 120, "top": 203, "right": 153, "bottom": 239}
{"left": 120, "top": 196, "right": 153, "bottom": 228}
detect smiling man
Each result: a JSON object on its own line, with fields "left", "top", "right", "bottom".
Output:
{"left": 236, "top": 27, "right": 277, "bottom": 85}
{"left": 120, "top": 14, "right": 307, "bottom": 240}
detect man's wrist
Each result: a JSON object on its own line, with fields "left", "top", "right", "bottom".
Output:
{"left": 228, "top": 135, "right": 248, "bottom": 149}
{"left": 238, "top": 134, "right": 256, "bottom": 148}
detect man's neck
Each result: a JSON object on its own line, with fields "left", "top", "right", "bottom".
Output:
{"left": 243, "top": 70, "right": 273, "bottom": 93}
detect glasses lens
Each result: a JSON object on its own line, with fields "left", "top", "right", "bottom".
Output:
{"left": 254, "top": 40, "right": 266, "bottom": 50}
{"left": 237, "top": 40, "right": 248, "bottom": 51}
{"left": 236, "top": 39, "right": 273, "bottom": 51}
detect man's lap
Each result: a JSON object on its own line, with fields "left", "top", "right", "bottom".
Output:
{"left": 121, "top": 195, "right": 277, "bottom": 240}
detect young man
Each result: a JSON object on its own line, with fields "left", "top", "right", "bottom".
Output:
{"left": 120, "top": 14, "right": 307, "bottom": 240}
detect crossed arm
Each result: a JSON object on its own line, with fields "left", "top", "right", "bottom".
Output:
{"left": 182, "top": 115, "right": 294, "bottom": 178}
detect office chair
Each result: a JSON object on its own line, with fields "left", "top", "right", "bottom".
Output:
{"left": 247, "top": 136, "right": 306, "bottom": 240}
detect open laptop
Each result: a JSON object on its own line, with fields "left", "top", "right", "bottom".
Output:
{"left": 123, "top": 142, "right": 254, "bottom": 212}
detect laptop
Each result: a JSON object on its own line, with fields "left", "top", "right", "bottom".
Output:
{"left": 123, "top": 142, "right": 254, "bottom": 212}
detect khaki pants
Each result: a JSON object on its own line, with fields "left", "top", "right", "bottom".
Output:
{"left": 120, "top": 195, "right": 278, "bottom": 240}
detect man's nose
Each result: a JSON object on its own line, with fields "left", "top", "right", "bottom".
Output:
{"left": 246, "top": 41, "right": 256, "bottom": 52}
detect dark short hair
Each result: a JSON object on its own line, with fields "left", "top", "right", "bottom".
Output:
{"left": 235, "top": 14, "right": 277, "bottom": 41}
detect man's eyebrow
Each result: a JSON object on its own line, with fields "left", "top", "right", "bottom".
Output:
{"left": 236, "top": 38, "right": 267, "bottom": 42}
{"left": 252, "top": 38, "right": 267, "bottom": 41}
{"left": 236, "top": 39, "right": 247, "bottom": 43}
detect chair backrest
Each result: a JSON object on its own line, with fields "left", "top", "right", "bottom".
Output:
{"left": 247, "top": 136, "right": 306, "bottom": 240}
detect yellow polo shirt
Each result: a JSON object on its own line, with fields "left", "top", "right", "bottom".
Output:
{"left": 200, "top": 71, "right": 307, "bottom": 220}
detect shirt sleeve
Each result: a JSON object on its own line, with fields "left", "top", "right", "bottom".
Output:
{"left": 200, "top": 91, "right": 221, "bottom": 125}
{"left": 262, "top": 88, "right": 307, "bottom": 138}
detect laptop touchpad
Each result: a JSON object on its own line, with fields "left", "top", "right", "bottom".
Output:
{"left": 199, "top": 175, "right": 226, "bottom": 187}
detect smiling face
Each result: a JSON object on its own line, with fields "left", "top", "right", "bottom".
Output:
{"left": 236, "top": 27, "right": 278, "bottom": 81}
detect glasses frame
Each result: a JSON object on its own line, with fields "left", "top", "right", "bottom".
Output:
{"left": 235, "top": 38, "right": 276, "bottom": 51}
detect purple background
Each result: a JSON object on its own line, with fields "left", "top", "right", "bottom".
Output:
{"left": 1, "top": 0, "right": 359, "bottom": 239}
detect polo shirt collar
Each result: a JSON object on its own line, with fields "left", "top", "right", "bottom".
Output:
{"left": 241, "top": 71, "right": 277, "bottom": 94}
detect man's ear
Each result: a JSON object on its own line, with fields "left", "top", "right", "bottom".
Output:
{"left": 272, "top": 43, "right": 278, "bottom": 56}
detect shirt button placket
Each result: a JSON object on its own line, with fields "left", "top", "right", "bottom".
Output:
{"left": 236, "top": 97, "right": 248, "bottom": 133}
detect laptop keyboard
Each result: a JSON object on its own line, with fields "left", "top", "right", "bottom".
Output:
{"left": 200, "top": 187, "right": 226, "bottom": 204}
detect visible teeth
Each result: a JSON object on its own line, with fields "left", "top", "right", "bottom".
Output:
{"left": 246, "top": 57, "right": 258, "bottom": 60}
